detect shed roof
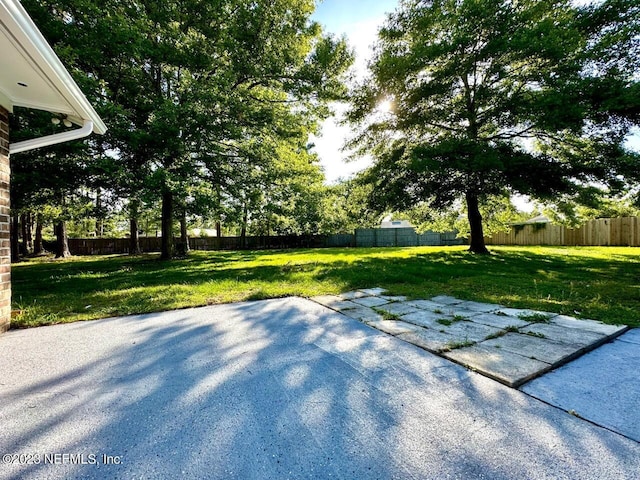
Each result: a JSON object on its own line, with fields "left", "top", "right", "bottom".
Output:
{"left": 512, "top": 215, "right": 551, "bottom": 226}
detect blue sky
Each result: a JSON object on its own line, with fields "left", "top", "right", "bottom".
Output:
{"left": 312, "top": 0, "right": 397, "bottom": 33}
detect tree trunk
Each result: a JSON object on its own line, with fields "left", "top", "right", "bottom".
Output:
{"left": 129, "top": 199, "right": 142, "bottom": 255}
{"left": 10, "top": 212, "right": 20, "bottom": 263}
{"left": 178, "top": 209, "right": 189, "bottom": 256}
{"left": 55, "top": 221, "right": 71, "bottom": 258}
{"left": 25, "top": 211, "right": 33, "bottom": 253}
{"left": 160, "top": 190, "right": 174, "bottom": 260}
{"left": 240, "top": 203, "right": 248, "bottom": 249}
{"left": 130, "top": 217, "right": 141, "bottom": 255}
{"left": 20, "top": 212, "right": 28, "bottom": 256}
{"left": 466, "top": 191, "right": 489, "bottom": 254}
{"left": 34, "top": 213, "right": 44, "bottom": 255}
{"left": 95, "top": 188, "right": 103, "bottom": 237}
{"left": 215, "top": 220, "right": 222, "bottom": 238}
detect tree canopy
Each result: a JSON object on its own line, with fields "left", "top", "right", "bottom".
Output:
{"left": 12, "top": 0, "right": 353, "bottom": 258}
{"left": 348, "top": 0, "right": 640, "bottom": 253}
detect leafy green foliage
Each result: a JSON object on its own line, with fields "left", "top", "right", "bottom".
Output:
{"left": 14, "top": 0, "right": 354, "bottom": 259}
{"left": 542, "top": 195, "right": 640, "bottom": 227}
{"left": 318, "top": 179, "right": 380, "bottom": 234}
{"left": 406, "top": 193, "right": 531, "bottom": 237}
{"left": 348, "top": 0, "right": 640, "bottom": 253}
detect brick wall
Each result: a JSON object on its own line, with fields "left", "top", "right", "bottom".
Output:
{"left": 0, "top": 106, "right": 10, "bottom": 333}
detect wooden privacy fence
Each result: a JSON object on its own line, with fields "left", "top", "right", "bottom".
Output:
{"left": 67, "top": 228, "right": 464, "bottom": 255}
{"left": 68, "top": 235, "right": 344, "bottom": 255}
{"left": 485, "top": 217, "right": 640, "bottom": 246}
{"left": 66, "top": 237, "right": 162, "bottom": 255}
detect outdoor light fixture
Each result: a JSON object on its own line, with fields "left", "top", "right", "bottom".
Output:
{"left": 51, "top": 117, "right": 60, "bottom": 125}
{"left": 63, "top": 119, "right": 72, "bottom": 127}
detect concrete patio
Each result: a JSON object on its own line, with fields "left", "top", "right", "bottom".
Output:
{"left": 0, "top": 297, "right": 638, "bottom": 479}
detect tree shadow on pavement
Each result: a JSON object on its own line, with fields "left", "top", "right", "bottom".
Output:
{"left": 1, "top": 298, "right": 638, "bottom": 479}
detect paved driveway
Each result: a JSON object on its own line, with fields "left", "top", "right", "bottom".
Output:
{"left": 0, "top": 298, "right": 638, "bottom": 479}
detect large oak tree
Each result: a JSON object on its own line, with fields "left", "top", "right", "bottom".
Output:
{"left": 348, "top": 0, "right": 640, "bottom": 253}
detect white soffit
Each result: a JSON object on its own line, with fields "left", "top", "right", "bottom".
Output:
{"left": 0, "top": 0, "right": 106, "bottom": 134}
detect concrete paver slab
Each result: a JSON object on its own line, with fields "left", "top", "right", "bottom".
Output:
{"left": 438, "top": 320, "right": 503, "bottom": 343}
{"left": 480, "top": 333, "right": 580, "bottom": 365}
{"left": 455, "top": 301, "right": 504, "bottom": 313}
{"left": 358, "top": 287, "right": 387, "bottom": 296}
{"left": 522, "top": 330, "right": 640, "bottom": 442}
{"left": 549, "top": 314, "right": 628, "bottom": 336}
{"left": 351, "top": 296, "right": 391, "bottom": 308}
{"left": 521, "top": 323, "right": 606, "bottom": 347}
{"left": 399, "top": 310, "right": 444, "bottom": 329}
{"left": 404, "top": 299, "right": 444, "bottom": 311}
{"left": 339, "top": 306, "right": 384, "bottom": 322}
{"left": 396, "top": 329, "right": 460, "bottom": 353}
{"left": 310, "top": 296, "right": 379, "bottom": 317}
{"left": 437, "top": 307, "right": 483, "bottom": 319}
{"left": 365, "top": 320, "right": 423, "bottom": 336}
{"left": 444, "top": 344, "right": 552, "bottom": 387}
{"left": 309, "top": 294, "right": 344, "bottom": 307}
{"left": 0, "top": 298, "right": 639, "bottom": 479}
{"left": 310, "top": 296, "right": 370, "bottom": 315}
{"left": 326, "top": 299, "right": 363, "bottom": 312}
{"left": 339, "top": 290, "right": 368, "bottom": 300}
{"left": 470, "top": 312, "right": 531, "bottom": 329}
{"left": 430, "top": 295, "right": 463, "bottom": 305}
{"left": 376, "top": 301, "right": 419, "bottom": 317}
{"left": 379, "top": 295, "right": 408, "bottom": 302}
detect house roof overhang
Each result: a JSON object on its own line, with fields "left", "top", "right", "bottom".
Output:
{"left": 0, "top": 0, "right": 106, "bottom": 143}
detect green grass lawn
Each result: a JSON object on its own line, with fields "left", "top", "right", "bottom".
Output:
{"left": 10, "top": 245, "right": 640, "bottom": 328}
